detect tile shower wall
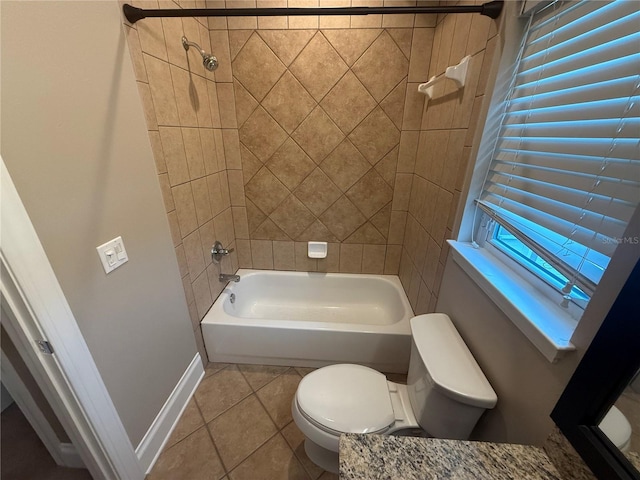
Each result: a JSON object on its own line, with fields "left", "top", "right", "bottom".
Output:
{"left": 122, "top": 1, "right": 238, "bottom": 363}
{"left": 210, "top": 1, "right": 440, "bottom": 275}
{"left": 397, "top": 1, "right": 499, "bottom": 314}
{"left": 125, "top": 0, "right": 497, "bottom": 360}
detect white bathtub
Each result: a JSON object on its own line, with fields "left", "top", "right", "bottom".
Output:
{"left": 201, "top": 269, "right": 413, "bottom": 373}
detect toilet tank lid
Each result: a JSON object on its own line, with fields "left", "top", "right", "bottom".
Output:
{"left": 411, "top": 314, "right": 497, "bottom": 409}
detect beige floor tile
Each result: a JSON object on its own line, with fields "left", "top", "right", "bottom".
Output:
{"left": 208, "top": 394, "right": 278, "bottom": 470}
{"left": 256, "top": 369, "right": 303, "bottom": 429}
{"left": 148, "top": 426, "right": 225, "bottom": 480}
{"left": 204, "top": 362, "right": 232, "bottom": 377}
{"left": 227, "top": 434, "right": 310, "bottom": 480}
{"left": 195, "top": 365, "right": 253, "bottom": 422}
{"left": 281, "top": 421, "right": 325, "bottom": 480}
{"left": 295, "top": 367, "right": 316, "bottom": 377}
{"left": 165, "top": 398, "right": 205, "bottom": 449}
{"left": 318, "top": 472, "right": 339, "bottom": 480}
{"left": 238, "top": 364, "right": 290, "bottom": 391}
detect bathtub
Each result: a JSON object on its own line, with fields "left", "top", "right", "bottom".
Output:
{"left": 201, "top": 269, "right": 413, "bottom": 373}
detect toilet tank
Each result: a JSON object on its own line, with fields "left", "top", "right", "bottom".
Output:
{"left": 407, "top": 314, "right": 497, "bottom": 439}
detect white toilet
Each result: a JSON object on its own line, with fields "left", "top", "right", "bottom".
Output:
{"left": 291, "top": 313, "right": 498, "bottom": 473}
{"left": 600, "top": 405, "right": 632, "bottom": 453}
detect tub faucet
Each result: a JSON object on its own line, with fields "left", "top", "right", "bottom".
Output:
{"left": 219, "top": 273, "right": 240, "bottom": 283}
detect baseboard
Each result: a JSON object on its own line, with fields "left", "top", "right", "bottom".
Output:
{"left": 135, "top": 353, "right": 204, "bottom": 474}
{"left": 60, "top": 443, "right": 85, "bottom": 469}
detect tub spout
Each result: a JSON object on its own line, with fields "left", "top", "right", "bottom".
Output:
{"left": 219, "top": 273, "right": 240, "bottom": 283}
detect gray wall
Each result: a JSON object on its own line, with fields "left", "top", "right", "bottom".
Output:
{"left": 1, "top": 0, "right": 197, "bottom": 446}
{"left": 438, "top": 206, "right": 640, "bottom": 446}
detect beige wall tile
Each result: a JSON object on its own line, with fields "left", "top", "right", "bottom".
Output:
{"left": 175, "top": 244, "right": 189, "bottom": 278}
{"left": 391, "top": 173, "right": 412, "bottom": 211}
{"left": 184, "top": 228, "right": 207, "bottom": 281}
{"left": 228, "top": 170, "right": 246, "bottom": 206}
{"left": 294, "top": 242, "right": 317, "bottom": 271}
{"left": 149, "top": 131, "right": 167, "bottom": 173}
{"left": 350, "top": 0, "right": 382, "bottom": 28}
{"left": 192, "top": 177, "right": 213, "bottom": 225}
{"left": 219, "top": 171, "right": 232, "bottom": 210}
{"left": 397, "top": 130, "right": 418, "bottom": 173}
{"left": 182, "top": 127, "right": 207, "bottom": 179}
{"left": 227, "top": 0, "right": 258, "bottom": 29}
{"left": 222, "top": 129, "right": 243, "bottom": 170}
{"left": 251, "top": 239, "right": 274, "bottom": 269}
{"left": 167, "top": 211, "right": 182, "bottom": 247}
{"left": 162, "top": 17, "right": 188, "bottom": 70}
{"left": 415, "top": 279, "right": 431, "bottom": 314}
{"left": 158, "top": 173, "right": 175, "bottom": 212}
{"left": 217, "top": 83, "right": 239, "bottom": 128}
{"left": 288, "top": 0, "right": 319, "bottom": 29}
{"left": 383, "top": 244, "right": 401, "bottom": 274}
{"left": 388, "top": 211, "right": 406, "bottom": 244}
{"left": 206, "top": 0, "right": 228, "bottom": 30}
{"left": 362, "top": 244, "right": 385, "bottom": 274}
{"left": 236, "top": 238, "right": 253, "bottom": 267}
{"left": 407, "top": 28, "right": 434, "bottom": 82}
{"left": 402, "top": 83, "right": 424, "bottom": 130}
{"left": 136, "top": 82, "right": 159, "bottom": 130}
{"left": 172, "top": 182, "right": 199, "bottom": 237}
{"left": 316, "top": 242, "right": 340, "bottom": 272}
{"left": 125, "top": 26, "right": 148, "bottom": 82}
{"left": 171, "top": 65, "right": 199, "bottom": 127}
{"left": 144, "top": 54, "right": 180, "bottom": 125}
{"left": 319, "top": 0, "right": 350, "bottom": 29}
{"left": 199, "top": 220, "right": 216, "bottom": 267}
{"left": 207, "top": 81, "right": 222, "bottom": 128}
{"left": 273, "top": 240, "right": 296, "bottom": 270}
{"left": 137, "top": 16, "right": 168, "bottom": 61}
{"left": 339, "top": 243, "right": 363, "bottom": 273}
{"left": 214, "top": 208, "right": 235, "bottom": 246}
{"left": 257, "top": 0, "right": 288, "bottom": 29}
{"left": 192, "top": 270, "right": 213, "bottom": 318}
{"left": 208, "top": 30, "right": 233, "bottom": 83}
{"left": 192, "top": 75, "right": 214, "bottom": 128}
{"left": 232, "top": 206, "right": 250, "bottom": 238}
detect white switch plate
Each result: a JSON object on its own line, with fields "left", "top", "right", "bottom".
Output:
{"left": 96, "top": 236, "right": 129, "bottom": 274}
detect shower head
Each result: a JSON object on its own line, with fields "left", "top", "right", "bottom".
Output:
{"left": 181, "top": 36, "right": 218, "bottom": 72}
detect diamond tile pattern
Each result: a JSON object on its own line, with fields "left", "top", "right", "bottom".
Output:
{"left": 233, "top": 28, "right": 406, "bottom": 243}
{"left": 352, "top": 31, "right": 409, "bottom": 102}
{"left": 232, "top": 33, "right": 286, "bottom": 101}
{"left": 263, "top": 72, "right": 316, "bottom": 134}
{"left": 289, "top": 33, "right": 349, "bottom": 101}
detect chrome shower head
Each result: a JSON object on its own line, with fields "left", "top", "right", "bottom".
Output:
{"left": 181, "top": 36, "right": 218, "bottom": 72}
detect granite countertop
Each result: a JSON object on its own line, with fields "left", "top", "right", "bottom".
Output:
{"left": 339, "top": 433, "right": 565, "bottom": 480}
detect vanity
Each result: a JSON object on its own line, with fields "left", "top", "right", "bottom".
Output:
{"left": 339, "top": 429, "right": 596, "bottom": 479}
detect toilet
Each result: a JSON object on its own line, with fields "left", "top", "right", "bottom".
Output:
{"left": 291, "top": 313, "right": 498, "bottom": 473}
{"left": 600, "top": 405, "right": 632, "bottom": 453}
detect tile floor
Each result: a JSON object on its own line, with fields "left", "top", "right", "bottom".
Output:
{"left": 147, "top": 363, "right": 336, "bottom": 480}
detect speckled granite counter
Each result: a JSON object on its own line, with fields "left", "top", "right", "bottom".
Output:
{"left": 339, "top": 433, "right": 565, "bottom": 480}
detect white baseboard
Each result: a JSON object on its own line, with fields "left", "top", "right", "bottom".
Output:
{"left": 60, "top": 443, "right": 85, "bottom": 469}
{"left": 135, "top": 353, "right": 204, "bottom": 474}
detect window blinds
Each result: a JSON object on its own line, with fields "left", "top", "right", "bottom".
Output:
{"left": 477, "top": 0, "right": 640, "bottom": 295}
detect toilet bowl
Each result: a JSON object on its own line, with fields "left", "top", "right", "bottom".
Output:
{"left": 292, "top": 314, "right": 497, "bottom": 473}
{"left": 599, "top": 405, "right": 632, "bottom": 453}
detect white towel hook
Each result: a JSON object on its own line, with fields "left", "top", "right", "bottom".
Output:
{"left": 418, "top": 55, "right": 471, "bottom": 99}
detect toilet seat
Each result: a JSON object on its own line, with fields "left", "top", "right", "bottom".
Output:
{"left": 295, "top": 364, "right": 395, "bottom": 435}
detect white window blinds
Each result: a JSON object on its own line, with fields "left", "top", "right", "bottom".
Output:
{"left": 477, "top": 0, "right": 640, "bottom": 295}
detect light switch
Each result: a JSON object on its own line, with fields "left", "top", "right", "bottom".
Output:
{"left": 97, "top": 236, "right": 129, "bottom": 274}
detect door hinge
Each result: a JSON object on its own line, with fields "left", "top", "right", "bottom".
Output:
{"left": 36, "top": 340, "right": 54, "bottom": 355}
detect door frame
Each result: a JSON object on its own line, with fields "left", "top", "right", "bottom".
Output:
{"left": 0, "top": 158, "right": 144, "bottom": 479}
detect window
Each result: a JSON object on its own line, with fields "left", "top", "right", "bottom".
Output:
{"left": 474, "top": 0, "right": 640, "bottom": 310}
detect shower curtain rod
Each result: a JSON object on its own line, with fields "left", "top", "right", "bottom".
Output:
{"left": 123, "top": 1, "right": 503, "bottom": 24}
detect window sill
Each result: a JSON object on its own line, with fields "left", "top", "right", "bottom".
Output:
{"left": 448, "top": 240, "right": 577, "bottom": 363}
